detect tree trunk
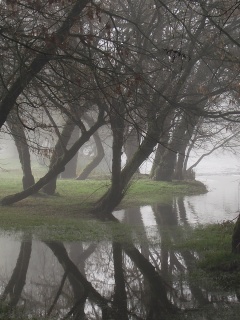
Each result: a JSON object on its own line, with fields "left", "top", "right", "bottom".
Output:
{"left": 174, "top": 116, "right": 199, "bottom": 180}
{"left": 153, "top": 114, "right": 198, "bottom": 181}
{"left": 42, "top": 118, "right": 75, "bottom": 195}
{"left": 124, "top": 125, "right": 140, "bottom": 173}
{"left": 150, "top": 113, "right": 172, "bottom": 180}
{"left": 94, "top": 105, "right": 125, "bottom": 213}
{"left": 61, "top": 126, "right": 80, "bottom": 179}
{"left": 93, "top": 110, "right": 170, "bottom": 214}
{"left": 7, "top": 111, "right": 35, "bottom": 189}
{"left": 154, "top": 149, "right": 177, "bottom": 181}
{"left": 174, "top": 151, "right": 185, "bottom": 180}
{"left": 232, "top": 215, "right": 240, "bottom": 254}
{"left": 77, "top": 129, "right": 104, "bottom": 180}
{"left": 149, "top": 143, "right": 166, "bottom": 179}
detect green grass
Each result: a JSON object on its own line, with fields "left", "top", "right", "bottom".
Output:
{"left": 0, "top": 167, "right": 206, "bottom": 240}
{"left": 123, "top": 179, "right": 207, "bottom": 207}
{"left": 174, "top": 220, "right": 240, "bottom": 291}
{"left": 0, "top": 171, "right": 207, "bottom": 215}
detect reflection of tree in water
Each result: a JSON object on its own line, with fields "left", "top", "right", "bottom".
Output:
{"left": 0, "top": 236, "right": 32, "bottom": 309}
{"left": 152, "top": 198, "right": 239, "bottom": 313}
{"left": 0, "top": 234, "right": 176, "bottom": 319}
{"left": 0, "top": 204, "right": 239, "bottom": 319}
{"left": 152, "top": 200, "right": 219, "bottom": 308}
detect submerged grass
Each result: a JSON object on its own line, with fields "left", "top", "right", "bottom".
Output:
{"left": 174, "top": 220, "right": 240, "bottom": 291}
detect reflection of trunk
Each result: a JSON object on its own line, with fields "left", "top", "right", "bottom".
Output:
{"left": 152, "top": 203, "right": 177, "bottom": 282}
{"left": 181, "top": 250, "right": 209, "bottom": 306}
{"left": 112, "top": 242, "right": 128, "bottom": 320}
{"left": 45, "top": 241, "right": 114, "bottom": 318}
{"left": 47, "top": 242, "right": 86, "bottom": 319}
{"left": 47, "top": 242, "right": 97, "bottom": 317}
{"left": 104, "top": 213, "right": 176, "bottom": 314}
{"left": 177, "top": 197, "right": 188, "bottom": 223}
{"left": 70, "top": 242, "right": 97, "bottom": 278}
{"left": 2, "top": 115, "right": 104, "bottom": 205}
{"left": 77, "top": 129, "right": 104, "bottom": 180}
{"left": 47, "top": 271, "right": 68, "bottom": 317}
{"left": 61, "top": 126, "right": 80, "bottom": 179}
{"left": 124, "top": 207, "right": 150, "bottom": 258}
{"left": 123, "top": 242, "right": 176, "bottom": 313}
{"left": 7, "top": 112, "right": 35, "bottom": 189}
{"left": 42, "top": 118, "right": 75, "bottom": 195}
{"left": 1, "top": 238, "right": 32, "bottom": 308}
{"left": 153, "top": 202, "right": 209, "bottom": 306}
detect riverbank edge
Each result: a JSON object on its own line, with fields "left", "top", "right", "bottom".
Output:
{"left": 0, "top": 178, "right": 207, "bottom": 240}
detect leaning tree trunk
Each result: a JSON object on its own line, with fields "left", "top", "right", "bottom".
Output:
{"left": 76, "top": 130, "right": 104, "bottom": 180}
{"left": 7, "top": 111, "right": 35, "bottom": 189}
{"left": 42, "top": 118, "right": 75, "bottom": 195}
{"left": 76, "top": 115, "right": 105, "bottom": 180}
{"left": 60, "top": 126, "right": 80, "bottom": 179}
{"left": 94, "top": 106, "right": 125, "bottom": 213}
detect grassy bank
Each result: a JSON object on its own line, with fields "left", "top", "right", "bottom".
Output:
{"left": 0, "top": 168, "right": 207, "bottom": 239}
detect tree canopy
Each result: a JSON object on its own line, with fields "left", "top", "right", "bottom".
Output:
{"left": 0, "top": 0, "right": 240, "bottom": 210}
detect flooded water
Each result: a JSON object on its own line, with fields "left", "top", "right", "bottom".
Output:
{"left": 0, "top": 174, "right": 240, "bottom": 319}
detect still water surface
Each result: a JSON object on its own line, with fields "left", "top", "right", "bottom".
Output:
{"left": 0, "top": 174, "right": 240, "bottom": 319}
